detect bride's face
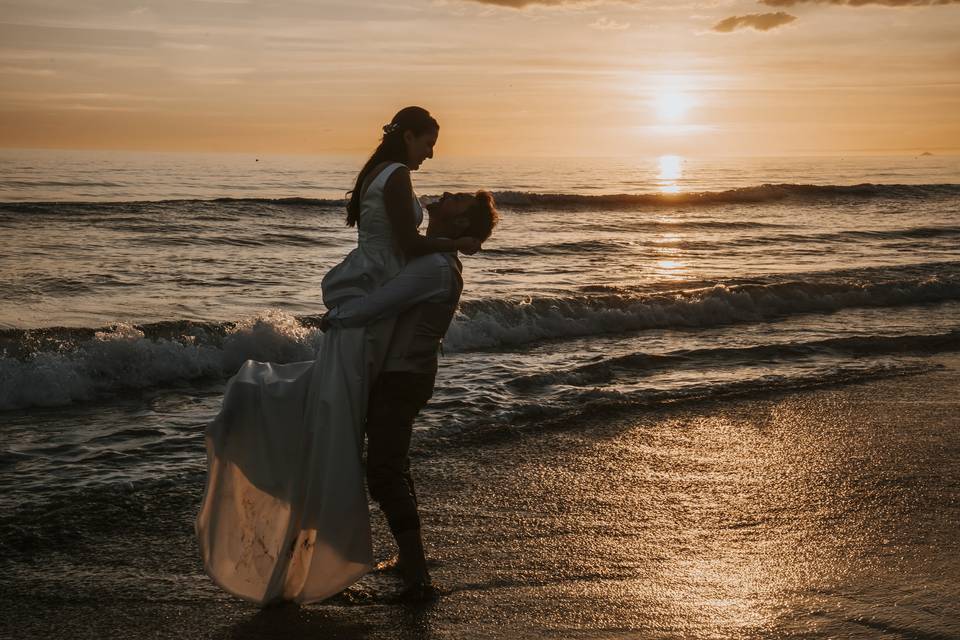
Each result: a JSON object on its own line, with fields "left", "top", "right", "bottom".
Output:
{"left": 404, "top": 129, "right": 438, "bottom": 170}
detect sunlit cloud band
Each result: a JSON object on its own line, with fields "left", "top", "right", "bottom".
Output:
{"left": 760, "top": 0, "right": 960, "bottom": 6}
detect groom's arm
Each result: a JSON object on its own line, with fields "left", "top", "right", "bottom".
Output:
{"left": 324, "top": 254, "right": 454, "bottom": 329}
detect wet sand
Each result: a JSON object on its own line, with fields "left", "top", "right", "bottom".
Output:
{"left": 3, "top": 357, "right": 959, "bottom": 639}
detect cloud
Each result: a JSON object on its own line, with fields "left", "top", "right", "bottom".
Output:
{"left": 760, "top": 0, "right": 960, "bottom": 5}
{"left": 463, "top": 0, "right": 584, "bottom": 6}
{"left": 463, "top": 0, "right": 644, "bottom": 6}
{"left": 590, "top": 16, "right": 630, "bottom": 30}
{"left": 712, "top": 11, "right": 797, "bottom": 31}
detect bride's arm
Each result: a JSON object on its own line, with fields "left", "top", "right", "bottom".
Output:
{"left": 383, "top": 167, "right": 468, "bottom": 257}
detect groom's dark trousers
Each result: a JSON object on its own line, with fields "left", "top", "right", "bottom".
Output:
{"left": 365, "top": 371, "right": 435, "bottom": 535}
{"left": 364, "top": 255, "right": 463, "bottom": 537}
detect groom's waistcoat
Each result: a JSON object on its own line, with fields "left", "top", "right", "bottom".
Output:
{"left": 382, "top": 255, "right": 463, "bottom": 375}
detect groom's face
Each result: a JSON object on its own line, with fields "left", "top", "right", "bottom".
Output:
{"left": 426, "top": 192, "right": 474, "bottom": 238}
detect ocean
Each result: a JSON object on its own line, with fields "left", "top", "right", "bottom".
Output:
{"left": 2, "top": 149, "right": 959, "bottom": 638}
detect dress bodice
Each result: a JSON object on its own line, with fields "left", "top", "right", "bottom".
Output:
{"left": 356, "top": 163, "right": 423, "bottom": 250}
{"left": 322, "top": 162, "right": 423, "bottom": 308}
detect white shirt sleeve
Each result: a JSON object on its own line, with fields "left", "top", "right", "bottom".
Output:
{"left": 325, "top": 253, "right": 453, "bottom": 329}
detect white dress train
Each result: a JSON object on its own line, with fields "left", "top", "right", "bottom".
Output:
{"left": 196, "top": 162, "right": 421, "bottom": 604}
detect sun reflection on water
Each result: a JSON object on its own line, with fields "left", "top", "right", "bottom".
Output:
{"left": 658, "top": 155, "right": 683, "bottom": 180}
{"left": 654, "top": 259, "right": 688, "bottom": 278}
{"left": 656, "top": 259, "right": 685, "bottom": 270}
{"left": 657, "top": 155, "right": 684, "bottom": 193}
{"left": 653, "top": 230, "right": 689, "bottom": 277}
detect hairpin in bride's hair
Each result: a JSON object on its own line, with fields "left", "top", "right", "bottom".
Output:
{"left": 382, "top": 123, "right": 399, "bottom": 135}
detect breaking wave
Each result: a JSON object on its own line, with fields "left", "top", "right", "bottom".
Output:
{"left": 485, "top": 183, "right": 960, "bottom": 209}
{"left": 2, "top": 264, "right": 958, "bottom": 411}
{"left": 0, "top": 311, "right": 323, "bottom": 411}
{"left": 445, "top": 269, "right": 960, "bottom": 351}
{"left": 2, "top": 183, "right": 958, "bottom": 215}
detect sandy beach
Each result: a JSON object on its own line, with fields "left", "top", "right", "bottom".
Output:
{"left": 4, "top": 355, "right": 958, "bottom": 639}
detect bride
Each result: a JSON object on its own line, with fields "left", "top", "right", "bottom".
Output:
{"left": 196, "top": 106, "right": 480, "bottom": 605}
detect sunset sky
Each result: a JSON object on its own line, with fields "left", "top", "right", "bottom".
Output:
{"left": 1, "top": 0, "right": 958, "bottom": 157}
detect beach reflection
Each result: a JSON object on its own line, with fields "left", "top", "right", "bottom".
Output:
{"left": 480, "top": 397, "right": 905, "bottom": 637}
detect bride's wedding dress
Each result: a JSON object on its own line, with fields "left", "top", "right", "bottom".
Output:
{"left": 196, "top": 163, "right": 419, "bottom": 604}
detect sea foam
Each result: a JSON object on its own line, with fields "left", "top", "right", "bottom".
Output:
{"left": 0, "top": 310, "right": 321, "bottom": 411}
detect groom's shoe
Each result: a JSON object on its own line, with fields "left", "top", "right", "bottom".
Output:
{"left": 396, "top": 580, "right": 441, "bottom": 604}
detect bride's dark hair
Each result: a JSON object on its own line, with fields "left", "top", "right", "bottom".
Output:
{"left": 345, "top": 106, "right": 440, "bottom": 227}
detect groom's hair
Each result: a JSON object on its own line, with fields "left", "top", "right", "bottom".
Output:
{"left": 461, "top": 191, "right": 500, "bottom": 242}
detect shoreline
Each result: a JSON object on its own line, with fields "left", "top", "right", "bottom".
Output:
{"left": 3, "top": 357, "right": 959, "bottom": 639}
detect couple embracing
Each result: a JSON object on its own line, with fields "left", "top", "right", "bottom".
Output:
{"left": 196, "top": 106, "right": 499, "bottom": 605}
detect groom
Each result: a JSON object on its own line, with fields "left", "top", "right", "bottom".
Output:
{"left": 321, "top": 190, "right": 499, "bottom": 599}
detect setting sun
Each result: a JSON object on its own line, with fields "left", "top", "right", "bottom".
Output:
{"left": 654, "top": 91, "right": 695, "bottom": 123}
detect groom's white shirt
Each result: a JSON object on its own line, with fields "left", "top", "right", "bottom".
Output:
{"left": 324, "top": 252, "right": 459, "bottom": 329}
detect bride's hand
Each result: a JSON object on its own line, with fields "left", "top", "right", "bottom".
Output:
{"left": 455, "top": 236, "right": 481, "bottom": 255}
